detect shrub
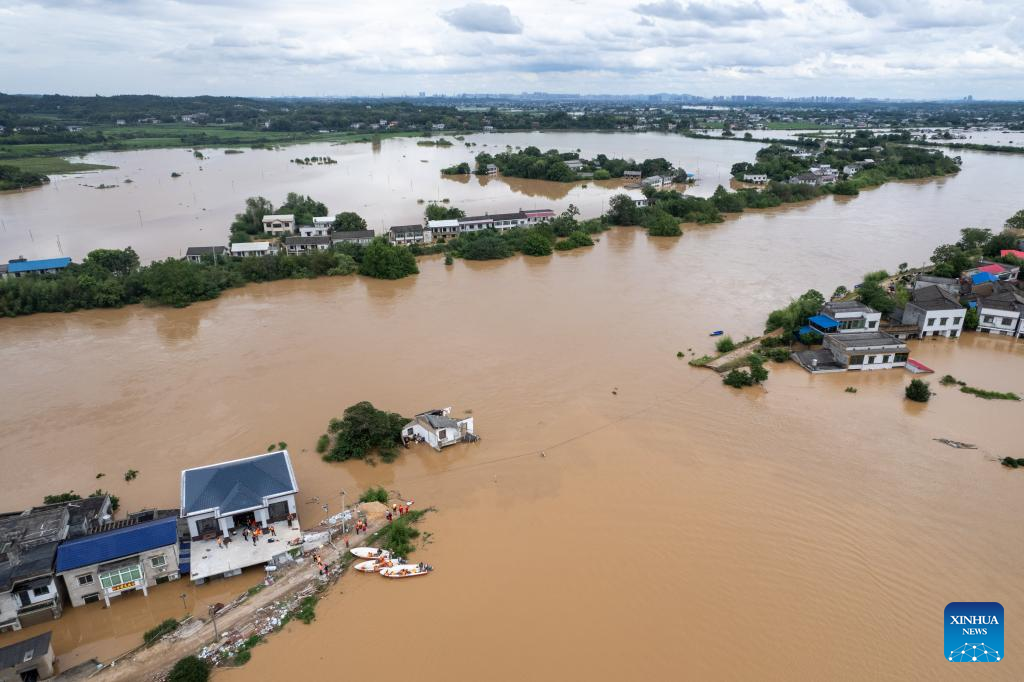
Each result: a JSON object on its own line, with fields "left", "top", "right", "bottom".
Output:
{"left": 715, "top": 336, "right": 736, "bottom": 353}
{"left": 1001, "top": 457, "right": 1022, "bottom": 468}
{"left": 43, "top": 492, "right": 81, "bottom": 504}
{"left": 723, "top": 369, "right": 754, "bottom": 388}
{"left": 167, "top": 656, "right": 210, "bottom": 682}
{"left": 323, "top": 402, "right": 408, "bottom": 462}
{"left": 748, "top": 356, "right": 769, "bottom": 384}
{"left": 316, "top": 434, "right": 329, "bottom": 454}
{"left": 688, "top": 355, "right": 713, "bottom": 367}
{"left": 359, "top": 486, "right": 389, "bottom": 504}
{"left": 381, "top": 513, "right": 423, "bottom": 556}
{"left": 939, "top": 374, "right": 960, "bottom": 386}
{"left": 144, "top": 618, "right": 179, "bottom": 645}
{"left": 358, "top": 238, "right": 419, "bottom": 280}
{"left": 124, "top": 469, "right": 138, "bottom": 481}
{"left": 905, "top": 379, "right": 931, "bottom": 403}
{"left": 642, "top": 208, "right": 683, "bottom": 237}
{"left": 759, "top": 346, "right": 790, "bottom": 363}
{"left": 233, "top": 650, "right": 252, "bottom": 666}
{"left": 294, "top": 596, "right": 318, "bottom": 624}
{"left": 519, "top": 230, "right": 554, "bottom": 256}
{"left": 960, "top": 386, "right": 1020, "bottom": 401}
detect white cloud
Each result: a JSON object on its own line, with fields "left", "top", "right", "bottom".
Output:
{"left": 0, "top": 0, "right": 1020, "bottom": 98}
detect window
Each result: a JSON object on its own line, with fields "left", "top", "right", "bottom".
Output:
{"left": 99, "top": 564, "right": 142, "bottom": 590}
{"left": 1001, "top": 318, "right": 1011, "bottom": 326}
{"left": 984, "top": 316, "right": 993, "bottom": 323}
{"left": 150, "top": 555, "right": 167, "bottom": 569}
{"left": 32, "top": 585, "right": 49, "bottom": 597}
{"left": 438, "top": 429, "right": 447, "bottom": 440}
{"left": 894, "top": 353, "right": 909, "bottom": 362}
{"left": 940, "top": 318, "right": 948, "bottom": 325}
{"left": 953, "top": 318, "right": 962, "bottom": 325}
{"left": 848, "top": 355, "right": 864, "bottom": 365}
{"left": 77, "top": 574, "right": 94, "bottom": 587}
{"left": 867, "top": 320, "right": 877, "bottom": 329}
{"left": 927, "top": 318, "right": 936, "bottom": 326}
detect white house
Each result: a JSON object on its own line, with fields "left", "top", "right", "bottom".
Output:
{"left": 181, "top": 451, "right": 300, "bottom": 582}
{"left": 485, "top": 164, "right": 498, "bottom": 175}
{"left": 401, "top": 408, "right": 475, "bottom": 451}
{"left": 565, "top": 159, "right": 583, "bottom": 171}
{"left": 820, "top": 301, "right": 882, "bottom": 332}
{"left": 794, "top": 331, "right": 910, "bottom": 373}
{"left": 284, "top": 235, "right": 331, "bottom": 254}
{"left": 261, "top": 214, "right": 295, "bottom": 235}
{"left": 300, "top": 222, "right": 331, "bottom": 237}
{"left": 977, "top": 290, "right": 1023, "bottom": 336}
{"left": 628, "top": 192, "right": 648, "bottom": 208}
{"left": 331, "top": 230, "right": 375, "bottom": 246}
{"left": 742, "top": 173, "right": 768, "bottom": 183}
{"left": 389, "top": 225, "right": 431, "bottom": 245}
{"left": 184, "top": 246, "right": 228, "bottom": 263}
{"left": 901, "top": 285, "right": 965, "bottom": 338}
{"left": 230, "top": 241, "right": 275, "bottom": 258}
{"left": 427, "top": 219, "right": 461, "bottom": 240}
{"left": 311, "top": 216, "right": 335, "bottom": 232}
{"left": 641, "top": 175, "right": 672, "bottom": 189}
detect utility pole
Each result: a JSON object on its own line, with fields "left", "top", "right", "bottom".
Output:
{"left": 208, "top": 604, "right": 220, "bottom": 641}
{"left": 179, "top": 592, "right": 188, "bottom": 614}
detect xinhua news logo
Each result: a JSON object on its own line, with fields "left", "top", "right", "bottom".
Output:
{"left": 945, "top": 602, "right": 1003, "bottom": 662}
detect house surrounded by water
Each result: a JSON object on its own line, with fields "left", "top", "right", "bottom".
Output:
{"left": 402, "top": 408, "right": 475, "bottom": 451}
{"left": 261, "top": 214, "right": 295, "bottom": 235}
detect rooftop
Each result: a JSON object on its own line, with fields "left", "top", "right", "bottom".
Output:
{"left": 825, "top": 331, "right": 908, "bottom": 350}
{"left": 427, "top": 219, "right": 460, "bottom": 229}
{"left": 910, "top": 285, "right": 962, "bottom": 311}
{"left": 0, "top": 631, "right": 51, "bottom": 670}
{"left": 231, "top": 241, "right": 272, "bottom": 252}
{"left": 55, "top": 515, "right": 179, "bottom": 573}
{"left": 185, "top": 246, "right": 228, "bottom": 257}
{"left": 389, "top": 224, "right": 423, "bottom": 233}
{"left": 7, "top": 257, "right": 72, "bottom": 274}
{"left": 284, "top": 235, "right": 331, "bottom": 246}
{"left": 822, "top": 301, "right": 877, "bottom": 315}
{"left": 181, "top": 451, "right": 297, "bottom": 517}
{"left": 331, "top": 230, "right": 375, "bottom": 241}
{"left": 262, "top": 214, "right": 294, "bottom": 222}
{"left": 189, "top": 518, "right": 299, "bottom": 582}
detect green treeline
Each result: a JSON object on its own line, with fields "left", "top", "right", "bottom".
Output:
{"left": 471, "top": 146, "right": 682, "bottom": 183}
{"left": 447, "top": 206, "right": 608, "bottom": 260}
{"left": 0, "top": 164, "right": 49, "bottom": 190}
{"left": 0, "top": 239, "right": 417, "bottom": 316}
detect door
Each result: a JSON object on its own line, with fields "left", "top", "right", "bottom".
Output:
{"left": 268, "top": 501, "right": 289, "bottom": 522}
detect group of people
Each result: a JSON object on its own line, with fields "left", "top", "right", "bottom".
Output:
{"left": 312, "top": 551, "right": 329, "bottom": 577}
{"left": 385, "top": 500, "right": 414, "bottom": 523}
{"left": 239, "top": 519, "right": 277, "bottom": 546}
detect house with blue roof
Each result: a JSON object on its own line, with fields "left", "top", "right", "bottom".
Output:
{"left": 55, "top": 512, "right": 180, "bottom": 608}
{"left": 1, "top": 257, "right": 72, "bottom": 279}
{"left": 181, "top": 451, "right": 300, "bottom": 582}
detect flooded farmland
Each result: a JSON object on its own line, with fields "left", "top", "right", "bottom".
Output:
{"left": 1, "top": 135, "right": 1024, "bottom": 680}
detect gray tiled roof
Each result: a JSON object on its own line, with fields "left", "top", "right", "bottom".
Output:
{"left": 822, "top": 301, "right": 877, "bottom": 314}
{"left": 284, "top": 236, "right": 331, "bottom": 246}
{"left": 185, "top": 246, "right": 228, "bottom": 257}
{"left": 825, "top": 331, "right": 907, "bottom": 350}
{"left": 910, "top": 285, "right": 962, "bottom": 311}
{"left": 389, "top": 225, "right": 423, "bottom": 233}
{"left": 0, "top": 630, "right": 51, "bottom": 669}
{"left": 181, "top": 451, "right": 296, "bottom": 516}
{"left": 332, "top": 230, "right": 375, "bottom": 241}
{"left": 422, "top": 413, "right": 461, "bottom": 430}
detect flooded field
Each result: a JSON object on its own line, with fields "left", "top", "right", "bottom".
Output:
{"left": 1, "top": 137, "right": 1023, "bottom": 679}
{"left": 0, "top": 131, "right": 755, "bottom": 263}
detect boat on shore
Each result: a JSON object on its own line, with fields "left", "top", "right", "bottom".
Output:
{"left": 380, "top": 563, "right": 433, "bottom": 578}
{"left": 350, "top": 547, "right": 390, "bottom": 559}
{"left": 354, "top": 557, "right": 395, "bottom": 573}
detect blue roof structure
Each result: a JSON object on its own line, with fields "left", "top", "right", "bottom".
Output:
{"left": 971, "top": 272, "right": 998, "bottom": 285}
{"left": 56, "top": 516, "right": 178, "bottom": 572}
{"left": 7, "top": 257, "right": 72, "bottom": 274}
{"left": 808, "top": 314, "right": 840, "bottom": 329}
{"left": 181, "top": 451, "right": 296, "bottom": 516}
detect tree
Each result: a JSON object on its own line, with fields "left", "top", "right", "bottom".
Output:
{"left": 964, "top": 306, "right": 979, "bottom": 331}
{"left": 1005, "top": 209, "right": 1024, "bottom": 231}
{"left": 905, "top": 379, "right": 931, "bottom": 403}
{"left": 278, "top": 193, "right": 327, "bottom": 226}
{"left": 982, "top": 231, "right": 1019, "bottom": 258}
{"left": 607, "top": 194, "right": 641, "bottom": 225}
{"left": 642, "top": 208, "right": 682, "bottom": 237}
{"left": 931, "top": 244, "right": 971, "bottom": 276}
{"left": 358, "top": 238, "right": 419, "bottom": 280}
{"left": 231, "top": 196, "right": 273, "bottom": 238}
{"left": 83, "top": 248, "right": 140, "bottom": 277}
{"left": 323, "top": 401, "right": 408, "bottom": 462}
{"left": 957, "top": 227, "right": 991, "bottom": 252}
{"left": 748, "top": 355, "right": 769, "bottom": 384}
{"left": 519, "top": 230, "right": 553, "bottom": 256}
{"left": 765, "top": 289, "right": 825, "bottom": 335}
{"left": 640, "top": 157, "right": 673, "bottom": 177}
{"left": 167, "top": 656, "right": 210, "bottom": 682}
{"left": 856, "top": 279, "right": 894, "bottom": 313}
{"left": 424, "top": 203, "right": 465, "bottom": 221}
{"left": 332, "top": 212, "right": 367, "bottom": 232}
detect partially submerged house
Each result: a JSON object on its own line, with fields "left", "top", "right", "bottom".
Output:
{"left": 284, "top": 235, "right": 331, "bottom": 255}
{"left": 793, "top": 331, "right": 909, "bottom": 373}
{"left": 901, "top": 285, "right": 965, "bottom": 338}
{"left": 181, "top": 451, "right": 300, "bottom": 583}
{"left": 976, "top": 285, "right": 1024, "bottom": 337}
{"left": 55, "top": 511, "right": 181, "bottom": 608}
{"left": 0, "top": 508, "right": 68, "bottom": 632}
{"left": 402, "top": 408, "right": 475, "bottom": 451}
{"left": 0, "top": 258, "right": 72, "bottom": 279}
{"left": 331, "top": 230, "right": 375, "bottom": 246}
{"left": 389, "top": 225, "right": 430, "bottom": 245}
{"left": 742, "top": 173, "right": 768, "bottom": 183}
{"left": 0, "top": 631, "right": 55, "bottom": 680}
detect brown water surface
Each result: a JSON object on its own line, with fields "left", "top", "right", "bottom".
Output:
{"left": 1, "top": 141, "right": 1023, "bottom": 680}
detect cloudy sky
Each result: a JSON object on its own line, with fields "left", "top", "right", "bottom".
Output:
{"left": 1, "top": 0, "right": 1022, "bottom": 98}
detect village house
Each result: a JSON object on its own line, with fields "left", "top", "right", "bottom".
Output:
{"left": 793, "top": 331, "right": 910, "bottom": 373}
{"left": 901, "top": 285, "right": 965, "bottom": 338}
{"left": 976, "top": 285, "right": 1023, "bottom": 337}
{"left": 628, "top": 192, "right": 649, "bottom": 208}
{"left": 742, "top": 173, "right": 768, "bottom": 184}
{"left": 485, "top": 163, "right": 498, "bottom": 175}
{"left": 181, "top": 450, "right": 300, "bottom": 583}
{"left": 789, "top": 172, "right": 822, "bottom": 186}
{"left": 260, "top": 214, "right": 295, "bottom": 235}
{"left": 299, "top": 224, "right": 330, "bottom": 238}
{"left": 331, "top": 230, "right": 375, "bottom": 246}
{"left": 184, "top": 246, "right": 228, "bottom": 263}
{"left": 402, "top": 408, "right": 475, "bottom": 451}
{"left": 311, "top": 216, "right": 335, "bottom": 233}
{"left": 819, "top": 301, "right": 881, "bottom": 332}
{"left": 913, "top": 274, "right": 960, "bottom": 297}
{"left": 230, "top": 241, "right": 276, "bottom": 258}
{"left": 0, "top": 258, "right": 72, "bottom": 279}
{"left": 388, "top": 225, "right": 431, "bottom": 245}
{"left": 55, "top": 511, "right": 180, "bottom": 608}
{"left": 458, "top": 215, "right": 495, "bottom": 233}
{"left": 641, "top": 175, "right": 672, "bottom": 189}
{"left": 623, "top": 170, "right": 642, "bottom": 180}
{"left": 522, "top": 209, "right": 555, "bottom": 224}
{"left": 0, "top": 508, "right": 68, "bottom": 632}
{"left": 427, "top": 219, "right": 461, "bottom": 240}
{"left": 284, "top": 235, "right": 332, "bottom": 254}
{"left": 565, "top": 159, "right": 583, "bottom": 172}
{"left": 0, "top": 631, "right": 55, "bottom": 681}
{"left": 964, "top": 261, "right": 1021, "bottom": 282}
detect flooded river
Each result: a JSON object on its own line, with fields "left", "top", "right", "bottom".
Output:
{"left": 1, "top": 137, "right": 1024, "bottom": 680}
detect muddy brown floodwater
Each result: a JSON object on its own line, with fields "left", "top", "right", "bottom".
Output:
{"left": 1, "top": 140, "right": 1024, "bottom": 680}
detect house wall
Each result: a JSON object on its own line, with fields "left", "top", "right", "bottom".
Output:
{"left": 978, "top": 308, "right": 1020, "bottom": 336}
{"left": 903, "top": 304, "right": 965, "bottom": 338}
{"left": 0, "top": 593, "right": 20, "bottom": 632}
{"left": 0, "top": 644, "right": 55, "bottom": 681}
{"left": 824, "top": 337, "right": 908, "bottom": 371}
{"left": 59, "top": 544, "right": 180, "bottom": 607}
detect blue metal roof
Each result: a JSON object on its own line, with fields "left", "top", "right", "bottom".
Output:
{"left": 971, "top": 272, "right": 997, "bottom": 285}
{"left": 56, "top": 516, "right": 178, "bottom": 572}
{"left": 808, "top": 314, "right": 840, "bottom": 328}
{"left": 181, "top": 451, "right": 296, "bottom": 516}
{"left": 7, "top": 257, "right": 72, "bottom": 274}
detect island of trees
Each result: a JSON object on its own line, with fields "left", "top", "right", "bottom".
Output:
{"left": 470, "top": 146, "right": 685, "bottom": 183}
{"left": 0, "top": 164, "right": 49, "bottom": 190}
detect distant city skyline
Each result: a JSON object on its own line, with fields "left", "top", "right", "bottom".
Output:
{"left": 1, "top": 0, "right": 1022, "bottom": 99}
